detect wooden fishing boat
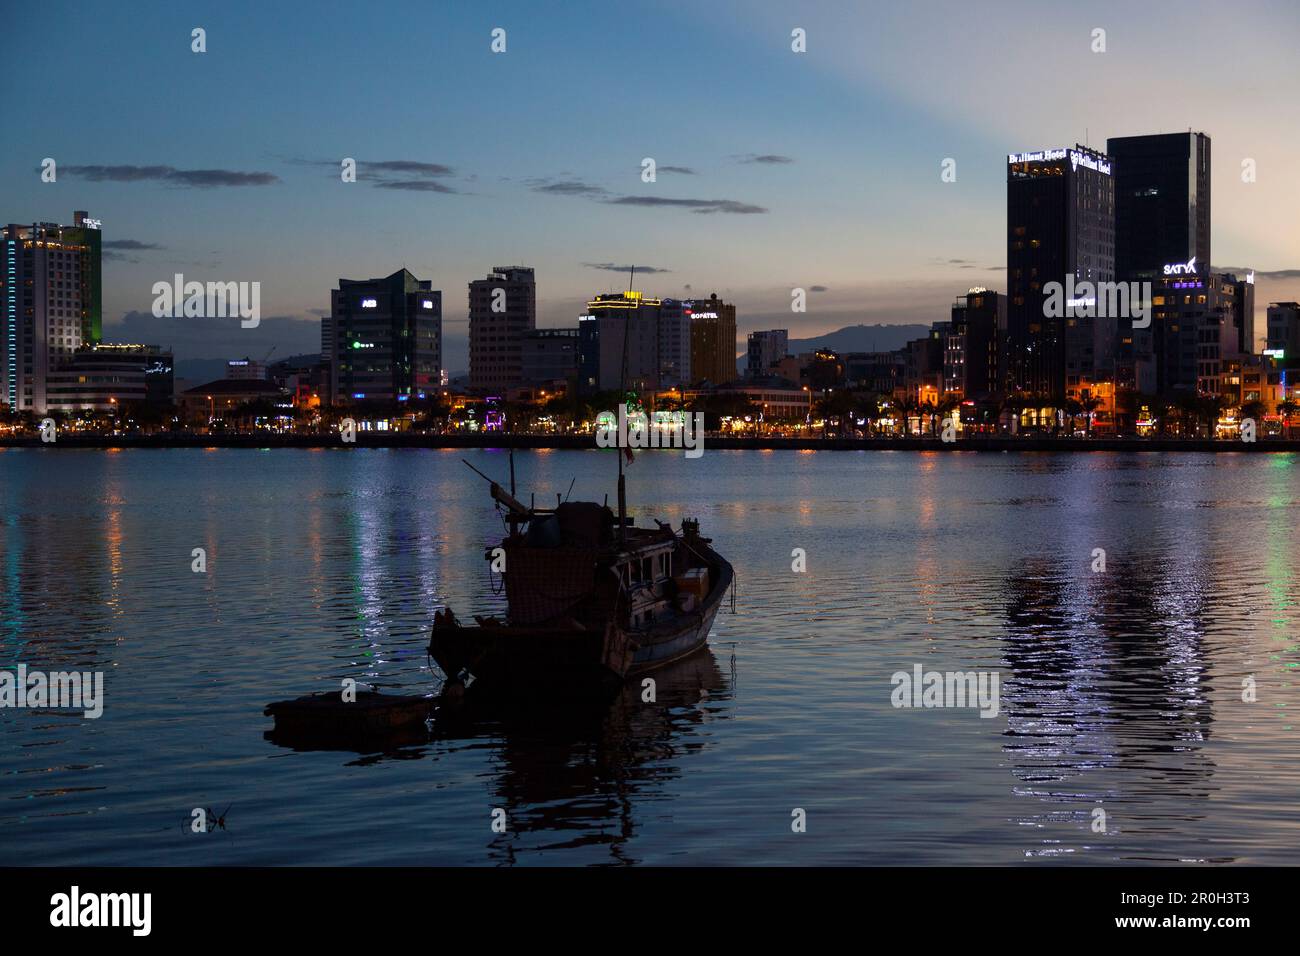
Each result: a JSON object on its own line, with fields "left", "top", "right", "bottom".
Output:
{"left": 429, "top": 467, "right": 733, "bottom": 697}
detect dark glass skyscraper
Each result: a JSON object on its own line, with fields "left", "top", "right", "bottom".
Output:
{"left": 325, "top": 268, "right": 441, "bottom": 405}
{"left": 1006, "top": 146, "right": 1116, "bottom": 399}
{"left": 1107, "top": 132, "right": 1210, "bottom": 282}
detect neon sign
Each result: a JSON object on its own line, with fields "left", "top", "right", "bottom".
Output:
{"left": 1163, "top": 257, "right": 1197, "bottom": 276}
{"left": 361, "top": 298, "right": 377, "bottom": 308}
{"left": 1068, "top": 150, "right": 1111, "bottom": 175}
{"left": 1009, "top": 148, "right": 1066, "bottom": 164}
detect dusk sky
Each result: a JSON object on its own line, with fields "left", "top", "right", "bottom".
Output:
{"left": 6, "top": 0, "right": 1299, "bottom": 373}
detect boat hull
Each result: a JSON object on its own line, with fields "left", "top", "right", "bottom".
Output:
{"left": 430, "top": 549, "right": 732, "bottom": 695}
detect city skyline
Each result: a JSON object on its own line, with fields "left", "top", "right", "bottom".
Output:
{"left": 4, "top": 0, "right": 1300, "bottom": 374}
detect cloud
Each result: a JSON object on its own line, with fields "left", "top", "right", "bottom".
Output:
{"left": 361, "top": 160, "right": 454, "bottom": 177}
{"left": 530, "top": 179, "right": 611, "bottom": 197}
{"left": 658, "top": 165, "right": 696, "bottom": 175}
{"left": 286, "top": 157, "right": 460, "bottom": 192}
{"left": 102, "top": 239, "right": 163, "bottom": 250}
{"left": 810, "top": 285, "right": 829, "bottom": 292}
{"left": 374, "top": 180, "right": 457, "bottom": 193}
{"left": 584, "top": 262, "right": 672, "bottom": 274}
{"left": 735, "top": 153, "right": 794, "bottom": 165}
{"left": 606, "top": 196, "right": 767, "bottom": 214}
{"left": 104, "top": 309, "right": 319, "bottom": 361}
{"left": 1215, "top": 266, "right": 1300, "bottom": 279}
{"left": 530, "top": 176, "right": 766, "bottom": 214}
{"left": 60, "top": 165, "right": 278, "bottom": 187}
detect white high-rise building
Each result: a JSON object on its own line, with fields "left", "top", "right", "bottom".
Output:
{"left": 1, "top": 214, "right": 101, "bottom": 413}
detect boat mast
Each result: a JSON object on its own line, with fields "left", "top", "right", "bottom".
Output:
{"left": 617, "top": 265, "right": 634, "bottom": 545}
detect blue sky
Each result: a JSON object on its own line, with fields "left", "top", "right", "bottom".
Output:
{"left": 5, "top": 0, "right": 1299, "bottom": 372}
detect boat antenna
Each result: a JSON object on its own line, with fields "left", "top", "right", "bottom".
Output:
{"left": 564, "top": 477, "right": 576, "bottom": 502}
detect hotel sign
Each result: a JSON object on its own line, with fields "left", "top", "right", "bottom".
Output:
{"left": 1009, "top": 148, "right": 1066, "bottom": 164}
{"left": 1163, "top": 257, "right": 1197, "bottom": 276}
{"left": 1068, "top": 150, "right": 1111, "bottom": 175}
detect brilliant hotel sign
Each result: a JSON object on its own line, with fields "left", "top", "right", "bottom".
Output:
{"left": 1008, "top": 147, "right": 1111, "bottom": 175}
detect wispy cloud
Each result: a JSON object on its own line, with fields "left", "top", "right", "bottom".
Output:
{"left": 360, "top": 160, "right": 454, "bottom": 177}
{"left": 734, "top": 153, "right": 794, "bottom": 165}
{"left": 374, "top": 180, "right": 457, "bottom": 193}
{"left": 103, "top": 239, "right": 164, "bottom": 250}
{"left": 658, "top": 165, "right": 696, "bottom": 175}
{"left": 530, "top": 179, "right": 611, "bottom": 197}
{"left": 608, "top": 196, "right": 767, "bottom": 214}
{"left": 584, "top": 262, "right": 672, "bottom": 274}
{"left": 530, "top": 177, "right": 767, "bottom": 214}
{"left": 287, "top": 157, "right": 460, "bottom": 193}
{"left": 60, "top": 165, "right": 278, "bottom": 187}
{"left": 810, "top": 285, "right": 828, "bottom": 292}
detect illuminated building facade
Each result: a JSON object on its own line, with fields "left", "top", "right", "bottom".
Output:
{"left": 1006, "top": 146, "right": 1115, "bottom": 398}
{"left": 1146, "top": 270, "right": 1245, "bottom": 396}
{"left": 589, "top": 290, "right": 690, "bottom": 392}
{"left": 946, "top": 289, "right": 1005, "bottom": 400}
{"left": 0, "top": 211, "right": 102, "bottom": 413}
{"left": 687, "top": 293, "right": 737, "bottom": 384}
{"left": 1107, "top": 132, "right": 1211, "bottom": 284}
{"left": 44, "top": 343, "right": 173, "bottom": 412}
{"left": 325, "top": 268, "right": 441, "bottom": 405}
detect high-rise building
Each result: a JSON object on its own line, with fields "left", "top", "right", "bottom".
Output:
{"left": 946, "top": 288, "right": 1006, "bottom": 399}
{"left": 687, "top": 294, "right": 737, "bottom": 385}
{"left": 1, "top": 212, "right": 102, "bottom": 413}
{"left": 1107, "top": 132, "right": 1211, "bottom": 283}
{"left": 1006, "top": 145, "right": 1116, "bottom": 398}
{"left": 1145, "top": 269, "right": 1244, "bottom": 396}
{"left": 326, "top": 269, "right": 441, "bottom": 405}
{"left": 746, "top": 329, "right": 788, "bottom": 379}
{"left": 468, "top": 266, "right": 536, "bottom": 391}
{"left": 589, "top": 291, "right": 690, "bottom": 392}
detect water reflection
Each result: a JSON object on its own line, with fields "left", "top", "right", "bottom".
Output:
{"left": 1000, "top": 552, "right": 1224, "bottom": 861}
{"left": 3, "top": 449, "right": 1299, "bottom": 865}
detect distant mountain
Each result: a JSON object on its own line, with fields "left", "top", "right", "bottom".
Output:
{"left": 789, "top": 323, "right": 931, "bottom": 354}
{"left": 735, "top": 323, "right": 931, "bottom": 375}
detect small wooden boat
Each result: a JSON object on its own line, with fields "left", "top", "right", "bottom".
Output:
{"left": 429, "top": 462, "right": 733, "bottom": 697}
{"left": 263, "top": 690, "right": 436, "bottom": 736}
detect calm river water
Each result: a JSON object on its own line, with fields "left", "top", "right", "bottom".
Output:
{"left": 1, "top": 447, "right": 1298, "bottom": 865}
